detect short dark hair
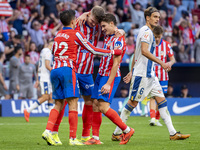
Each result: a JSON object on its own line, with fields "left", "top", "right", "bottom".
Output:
{"left": 14, "top": 45, "right": 22, "bottom": 53}
{"left": 60, "top": 10, "right": 75, "bottom": 26}
{"left": 101, "top": 13, "right": 117, "bottom": 26}
{"left": 144, "top": 7, "right": 159, "bottom": 21}
{"left": 25, "top": 54, "right": 30, "bottom": 58}
{"left": 14, "top": 35, "right": 21, "bottom": 40}
{"left": 91, "top": 6, "right": 105, "bottom": 23}
{"left": 153, "top": 25, "right": 164, "bottom": 35}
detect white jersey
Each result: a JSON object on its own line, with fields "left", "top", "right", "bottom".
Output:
{"left": 38, "top": 48, "right": 52, "bottom": 81}
{"left": 133, "top": 25, "right": 156, "bottom": 78}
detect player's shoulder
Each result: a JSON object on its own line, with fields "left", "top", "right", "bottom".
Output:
{"left": 162, "top": 39, "right": 170, "bottom": 45}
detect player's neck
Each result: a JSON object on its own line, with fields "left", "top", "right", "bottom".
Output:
{"left": 109, "top": 26, "right": 117, "bottom": 35}
{"left": 146, "top": 22, "right": 154, "bottom": 31}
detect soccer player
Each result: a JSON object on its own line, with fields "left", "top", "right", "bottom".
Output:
{"left": 112, "top": 7, "right": 190, "bottom": 141}
{"left": 149, "top": 25, "right": 176, "bottom": 126}
{"left": 41, "top": 9, "right": 122, "bottom": 146}
{"left": 24, "top": 40, "right": 54, "bottom": 122}
{"left": 51, "top": 6, "right": 125, "bottom": 143}
{"left": 84, "top": 13, "right": 134, "bottom": 145}
{"left": 9, "top": 46, "right": 23, "bottom": 99}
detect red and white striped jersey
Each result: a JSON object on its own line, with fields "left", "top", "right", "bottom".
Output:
{"left": 75, "top": 22, "right": 102, "bottom": 74}
{"left": 0, "top": 20, "right": 8, "bottom": 32}
{"left": 52, "top": 27, "right": 111, "bottom": 71}
{"left": 154, "top": 39, "right": 174, "bottom": 81}
{"left": 0, "top": 2, "right": 13, "bottom": 17}
{"left": 98, "top": 35, "right": 126, "bottom": 77}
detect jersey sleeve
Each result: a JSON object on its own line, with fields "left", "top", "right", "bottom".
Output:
{"left": 75, "top": 31, "right": 111, "bottom": 56}
{"left": 44, "top": 49, "right": 52, "bottom": 61}
{"left": 141, "top": 30, "right": 152, "bottom": 44}
{"left": 167, "top": 43, "right": 174, "bottom": 57}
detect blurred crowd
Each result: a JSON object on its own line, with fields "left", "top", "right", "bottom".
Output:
{"left": 0, "top": 0, "right": 199, "bottom": 99}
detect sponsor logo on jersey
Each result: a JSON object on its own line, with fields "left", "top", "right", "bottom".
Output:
{"left": 115, "top": 41, "right": 122, "bottom": 48}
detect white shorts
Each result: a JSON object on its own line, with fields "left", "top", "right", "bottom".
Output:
{"left": 40, "top": 81, "right": 52, "bottom": 95}
{"left": 129, "top": 76, "right": 164, "bottom": 102}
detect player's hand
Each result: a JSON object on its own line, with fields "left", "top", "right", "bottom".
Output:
{"left": 123, "top": 71, "right": 132, "bottom": 84}
{"left": 114, "top": 29, "right": 125, "bottom": 38}
{"left": 76, "top": 12, "right": 89, "bottom": 25}
{"left": 34, "top": 80, "right": 39, "bottom": 88}
{"left": 101, "top": 83, "right": 111, "bottom": 95}
{"left": 16, "top": 85, "right": 20, "bottom": 91}
{"left": 3, "top": 84, "right": 8, "bottom": 91}
{"left": 165, "top": 62, "right": 172, "bottom": 72}
{"left": 161, "top": 62, "right": 171, "bottom": 72}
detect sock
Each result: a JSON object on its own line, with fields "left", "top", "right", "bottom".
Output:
{"left": 82, "top": 104, "right": 93, "bottom": 137}
{"left": 105, "top": 108, "right": 128, "bottom": 132}
{"left": 156, "top": 110, "right": 160, "bottom": 120}
{"left": 27, "top": 100, "right": 40, "bottom": 113}
{"left": 48, "top": 103, "right": 54, "bottom": 111}
{"left": 53, "top": 101, "right": 68, "bottom": 132}
{"left": 114, "top": 104, "right": 133, "bottom": 135}
{"left": 46, "top": 109, "right": 59, "bottom": 131}
{"left": 150, "top": 109, "right": 156, "bottom": 119}
{"left": 68, "top": 110, "right": 78, "bottom": 139}
{"left": 158, "top": 100, "right": 176, "bottom": 135}
{"left": 92, "top": 112, "right": 102, "bottom": 138}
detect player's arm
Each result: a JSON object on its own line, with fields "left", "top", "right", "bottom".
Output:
{"left": 45, "top": 60, "right": 51, "bottom": 71}
{"left": 101, "top": 55, "right": 121, "bottom": 94}
{"left": 141, "top": 42, "right": 170, "bottom": 71}
{"left": 0, "top": 73, "right": 7, "bottom": 90}
{"left": 75, "top": 31, "right": 121, "bottom": 56}
{"left": 123, "top": 54, "right": 135, "bottom": 84}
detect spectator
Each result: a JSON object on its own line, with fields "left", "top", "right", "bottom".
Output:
{"left": 172, "top": 25, "right": 181, "bottom": 45}
{"left": 159, "top": 10, "right": 172, "bottom": 36}
{"left": 180, "top": 85, "right": 192, "bottom": 98}
{"left": 171, "top": 0, "right": 187, "bottom": 27}
{"left": 0, "top": 52, "right": 9, "bottom": 99}
{"left": 18, "top": 54, "right": 36, "bottom": 99}
{"left": 127, "top": 0, "right": 145, "bottom": 29}
{"left": 191, "top": 34, "right": 200, "bottom": 63}
{"left": 154, "top": 0, "right": 168, "bottom": 12}
{"left": 181, "top": 20, "right": 193, "bottom": 54}
{"left": 17, "top": 0, "right": 30, "bottom": 21}
{"left": 25, "top": 13, "right": 46, "bottom": 48}
{"left": 181, "top": 0, "right": 194, "bottom": 12}
{"left": 0, "top": 16, "right": 9, "bottom": 41}
{"left": 119, "top": 86, "right": 129, "bottom": 98}
{"left": 40, "top": 0, "right": 58, "bottom": 19}
{"left": 28, "top": 42, "right": 40, "bottom": 65}
{"left": 178, "top": 45, "right": 189, "bottom": 63}
{"left": 9, "top": 46, "right": 23, "bottom": 99}
{"left": 0, "top": 40, "right": 4, "bottom": 52}
{"left": 4, "top": 34, "right": 21, "bottom": 62}
{"left": 189, "top": 14, "right": 200, "bottom": 40}
{"left": 165, "top": 83, "right": 175, "bottom": 98}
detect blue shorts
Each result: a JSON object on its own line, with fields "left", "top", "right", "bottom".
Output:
{"left": 159, "top": 81, "right": 168, "bottom": 94}
{"left": 91, "top": 73, "right": 121, "bottom": 103}
{"left": 51, "top": 67, "right": 79, "bottom": 99}
{"left": 76, "top": 73, "right": 94, "bottom": 96}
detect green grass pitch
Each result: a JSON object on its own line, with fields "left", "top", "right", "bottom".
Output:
{"left": 0, "top": 116, "right": 199, "bottom": 150}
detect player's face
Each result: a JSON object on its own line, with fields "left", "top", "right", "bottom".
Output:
{"left": 87, "top": 14, "right": 98, "bottom": 27}
{"left": 154, "top": 34, "right": 162, "bottom": 45}
{"left": 148, "top": 12, "right": 160, "bottom": 27}
{"left": 100, "top": 21, "right": 113, "bottom": 35}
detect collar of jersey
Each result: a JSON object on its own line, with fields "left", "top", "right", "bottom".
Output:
{"left": 85, "top": 21, "right": 93, "bottom": 28}
{"left": 63, "top": 27, "right": 72, "bottom": 30}
{"left": 109, "top": 33, "right": 115, "bottom": 36}
{"left": 157, "top": 39, "right": 163, "bottom": 47}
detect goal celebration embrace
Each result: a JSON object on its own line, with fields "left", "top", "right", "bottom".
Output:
{"left": 23, "top": 6, "right": 190, "bottom": 147}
